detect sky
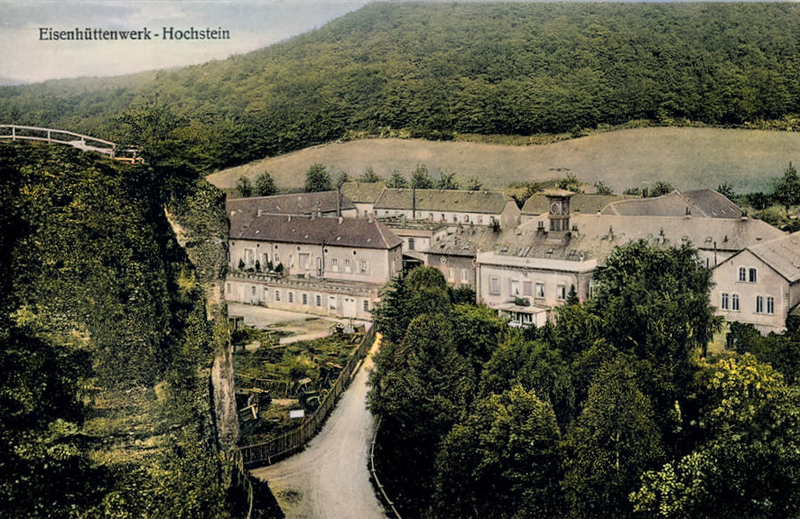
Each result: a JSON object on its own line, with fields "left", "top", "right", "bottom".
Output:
{"left": 0, "top": 0, "right": 778, "bottom": 85}
{"left": 0, "top": 0, "right": 368, "bottom": 84}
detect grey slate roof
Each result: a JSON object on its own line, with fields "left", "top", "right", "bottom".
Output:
{"left": 431, "top": 213, "right": 785, "bottom": 264}
{"left": 601, "top": 190, "right": 743, "bottom": 219}
{"left": 340, "top": 182, "right": 386, "bottom": 204}
{"left": 746, "top": 231, "right": 800, "bottom": 283}
{"left": 226, "top": 191, "right": 355, "bottom": 218}
{"left": 231, "top": 213, "right": 402, "bottom": 250}
{"left": 374, "top": 188, "right": 513, "bottom": 214}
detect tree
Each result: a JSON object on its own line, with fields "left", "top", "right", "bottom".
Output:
{"left": 432, "top": 386, "right": 564, "bottom": 519}
{"left": 410, "top": 165, "right": 434, "bottom": 189}
{"left": 716, "top": 181, "right": 736, "bottom": 200}
{"left": 594, "top": 181, "right": 614, "bottom": 195}
{"left": 633, "top": 354, "right": 800, "bottom": 518}
{"left": 465, "top": 176, "right": 483, "bottom": 191}
{"left": 436, "top": 172, "right": 460, "bottom": 190}
{"left": 649, "top": 181, "right": 675, "bottom": 197}
{"left": 386, "top": 170, "right": 408, "bottom": 188}
{"left": 254, "top": 171, "right": 277, "bottom": 197}
{"left": 358, "top": 167, "right": 381, "bottom": 183}
{"left": 773, "top": 162, "right": 800, "bottom": 209}
{"left": 235, "top": 176, "right": 253, "bottom": 198}
{"left": 557, "top": 173, "right": 582, "bottom": 193}
{"left": 304, "top": 164, "right": 332, "bottom": 192}
{"left": 564, "top": 357, "right": 665, "bottom": 519}
{"left": 334, "top": 170, "right": 351, "bottom": 189}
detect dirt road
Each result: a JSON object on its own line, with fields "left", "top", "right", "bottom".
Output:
{"left": 251, "top": 339, "right": 387, "bottom": 519}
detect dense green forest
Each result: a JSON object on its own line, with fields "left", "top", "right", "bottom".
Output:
{"left": 369, "top": 255, "right": 800, "bottom": 519}
{"left": 1, "top": 2, "right": 797, "bottom": 173}
{"left": 0, "top": 141, "right": 280, "bottom": 518}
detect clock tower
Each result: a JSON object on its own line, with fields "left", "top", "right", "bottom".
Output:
{"left": 544, "top": 189, "right": 573, "bottom": 233}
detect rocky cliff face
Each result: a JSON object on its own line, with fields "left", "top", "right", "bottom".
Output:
{"left": 0, "top": 141, "right": 274, "bottom": 518}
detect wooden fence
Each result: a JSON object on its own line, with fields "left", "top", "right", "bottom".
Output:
{"left": 238, "top": 325, "right": 376, "bottom": 467}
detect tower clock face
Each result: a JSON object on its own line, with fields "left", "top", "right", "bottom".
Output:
{"left": 551, "top": 202, "right": 562, "bottom": 215}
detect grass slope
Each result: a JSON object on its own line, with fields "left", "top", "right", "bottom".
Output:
{"left": 208, "top": 127, "right": 799, "bottom": 194}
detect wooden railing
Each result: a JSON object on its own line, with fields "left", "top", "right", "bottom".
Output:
{"left": 238, "top": 325, "right": 376, "bottom": 467}
{"left": 0, "top": 124, "right": 143, "bottom": 163}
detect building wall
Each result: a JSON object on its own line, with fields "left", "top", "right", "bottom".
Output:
{"left": 225, "top": 277, "right": 377, "bottom": 320}
{"left": 477, "top": 262, "right": 592, "bottom": 310}
{"left": 375, "top": 208, "right": 502, "bottom": 226}
{"left": 711, "top": 249, "right": 795, "bottom": 334}
{"left": 230, "top": 239, "right": 402, "bottom": 284}
{"left": 426, "top": 253, "right": 476, "bottom": 288}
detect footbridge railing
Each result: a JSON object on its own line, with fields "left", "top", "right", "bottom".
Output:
{"left": 0, "top": 124, "right": 143, "bottom": 164}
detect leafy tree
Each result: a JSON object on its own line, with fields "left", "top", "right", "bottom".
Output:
{"left": 304, "top": 163, "right": 332, "bottom": 192}
{"left": 773, "top": 162, "right": 800, "bottom": 209}
{"left": 633, "top": 354, "right": 800, "bottom": 519}
{"left": 335, "top": 170, "right": 351, "bottom": 189}
{"left": 716, "top": 181, "right": 736, "bottom": 200}
{"left": 410, "top": 165, "right": 434, "bottom": 189}
{"left": 622, "top": 186, "right": 641, "bottom": 196}
{"left": 728, "top": 321, "right": 800, "bottom": 386}
{"left": 746, "top": 191, "right": 771, "bottom": 210}
{"left": 436, "top": 171, "right": 460, "bottom": 190}
{"left": 594, "top": 181, "right": 614, "bottom": 195}
{"left": 465, "top": 176, "right": 483, "bottom": 191}
{"left": 254, "top": 171, "right": 277, "bottom": 197}
{"left": 649, "top": 181, "right": 675, "bottom": 197}
{"left": 235, "top": 176, "right": 253, "bottom": 198}
{"left": 557, "top": 173, "right": 582, "bottom": 193}
{"left": 358, "top": 167, "right": 381, "bottom": 183}
{"left": 564, "top": 357, "right": 665, "bottom": 519}
{"left": 386, "top": 170, "right": 408, "bottom": 188}
{"left": 432, "top": 385, "right": 564, "bottom": 519}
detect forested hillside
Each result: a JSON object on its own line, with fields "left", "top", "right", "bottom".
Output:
{"left": 0, "top": 141, "right": 280, "bottom": 518}
{"left": 1, "top": 2, "right": 797, "bottom": 173}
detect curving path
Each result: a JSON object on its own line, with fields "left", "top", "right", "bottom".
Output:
{"left": 251, "top": 337, "right": 387, "bottom": 519}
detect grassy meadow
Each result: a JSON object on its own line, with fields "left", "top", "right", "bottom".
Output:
{"left": 207, "top": 127, "right": 799, "bottom": 195}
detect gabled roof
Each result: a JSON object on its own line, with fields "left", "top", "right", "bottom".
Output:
{"left": 601, "top": 190, "right": 743, "bottom": 219}
{"left": 522, "top": 193, "right": 634, "bottom": 215}
{"left": 374, "top": 188, "right": 513, "bottom": 214}
{"left": 231, "top": 214, "right": 402, "bottom": 250}
{"left": 746, "top": 231, "right": 800, "bottom": 283}
{"left": 226, "top": 191, "right": 355, "bottom": 218}
{"left": 340, "top": 182, "right": 386, "bottom": 204}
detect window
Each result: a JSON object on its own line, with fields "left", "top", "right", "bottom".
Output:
{"left": 535, "top": 282, "right": 545, "bottom": 299}
{"left": 363, "top": 300, "right": 370, "bottom": 312}
{"left": 275, "top": 290, "right": 281, "bottom": 302}
{"left": 738, "top": 267, "right": 746, "bottom": 282}
{"left": 448, "top": 268, "right": 455, "bottom": 282}
{"left": 510, "top": 279, "right": 520, "bottom": 296}
{"left": 302, "top": 293, "right": 308, "bottom": 305}
{"left": 749, "top": 268, "right": 757, "bottom": 283}
{"left": 756, "top": 296, "right": 764, "bottom": 314}
{"left": 244, "top": 248, "right": 255, "bottom": 267}
{"left": 300, "top": 253, "right": 310, "bottom": 269}
{"left": 732, "top": 293, "right": 740, "bottom": 311}
{"left": 721, "top": 293, "right": 729, "bottom": 310}
{"left": 461, "top": 269, "right": 469, "bottom": 283}
{"left": 453, "top": 215, "right": 458, "bottom": 223}
{"left": 767, "top": 296, "right": 775, "bottom": 315}
{"left": 226, "top": 283, "right": 231, "bottom": 294}
{"left": 251, "top": 286, "right": 256, "bottom": 296}
{"left": 332, "top": 258, "right": 339, "bottom": 272}
{"left": 316, "top": 294, "right": 322, "bottom": 307}
{"left": 490, "top": 277, "right": 500, "bottom": 295}
{"left": 464, "top": 215, "right": 469, "bottom": 223}
{"left": 408, "top": 238, "right": 415, "bottom": 250}
{"left": 428, "top": 213, "right": 434, "bottom": 220}
{"left": 329, "top": 296, "right": 337, "bottom": 310}
{"left": 359, "top": 260, "right": 368, "bottom": 274}
{"left": 274, "top": 253, "right": 280, "bottom": 264}
{"left": 478, "top": 216, "right": 483, "bottom": 225}
{"left": 523, "top": 281, "right": 533, "bottom": 297}
{"left": 345, "top": 259, "right": 352, "bottom": 273}
{"left": 288, "top": 292, "right": 294, "bottom": 303}
{"left": 441, "top": 214, "right": 446, "bottom": 221}
{"left": 557, "top": 284, "right": 566, "bottom": 301}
